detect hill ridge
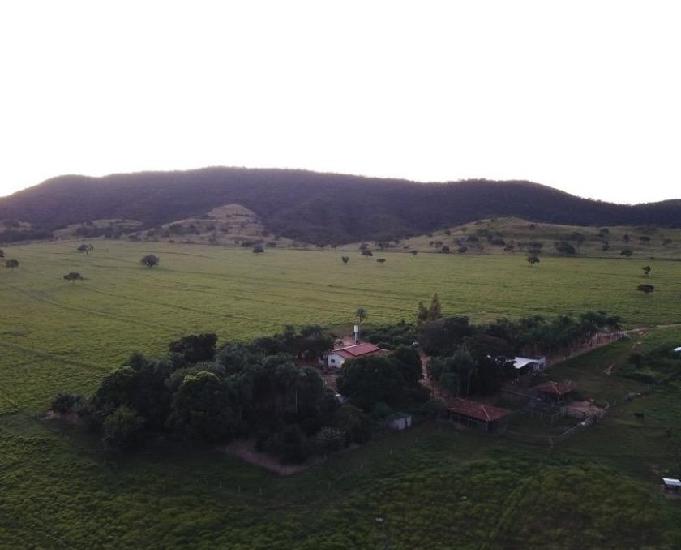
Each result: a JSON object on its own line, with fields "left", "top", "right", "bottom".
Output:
{"left": 1, "top": 167, "right": 680, "bottom": 245}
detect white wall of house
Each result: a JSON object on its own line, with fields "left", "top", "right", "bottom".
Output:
{"left": 327, "top": 352, "right": 347, "bottom": 368}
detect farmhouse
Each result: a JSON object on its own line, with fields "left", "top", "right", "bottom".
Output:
{"left": 533, "top": 380, "right": 576, "bottom": 402}
{"left": 447, "top": 398, "right": 511, "bottom": 433}
{"left": 326, "top": 342, "right": 384, "bottom": 368}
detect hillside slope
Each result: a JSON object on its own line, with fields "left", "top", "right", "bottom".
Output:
{"left": 1, "top": 167, "right": 680, "bottom": 245}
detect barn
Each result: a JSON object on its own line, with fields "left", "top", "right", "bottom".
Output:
{"left": 447, "top": 398, "right": 512, "bottom": 433}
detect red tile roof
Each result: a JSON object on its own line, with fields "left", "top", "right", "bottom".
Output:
{"left": 533, "top": 380, "right": 576, "bottom": 396}
{"left": 333, "top": 343, "right": 382, "bottom": 359}
{"left": 448, "top": 398, "right": 511, "bottom": 423}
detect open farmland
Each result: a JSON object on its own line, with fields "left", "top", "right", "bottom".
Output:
{"left": 2, "top": 240, "right": 681, "bottom": 413}
{"left": 1, "top": 241, "right": 681, "bottom": 548}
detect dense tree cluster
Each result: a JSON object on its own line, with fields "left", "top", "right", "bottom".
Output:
{"left": 336, "top": 346, "right": 427, "bottom": 413}
{"left": 52, "top": 327, "right": 368, "bottom": 463}
{"left": 422, "top": 311, "right": 621, "bottom": 396}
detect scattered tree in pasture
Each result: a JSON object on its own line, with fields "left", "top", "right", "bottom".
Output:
{"left": 376, "top": 258, "right": 386, "bottom": 264}
{"left": 5, "top": 259, "right": 19, "bottom": 269}
{"left": 527, "top": 254, "right": 540, "bottom": 267}
{"left": 623, "top": 234, "right": 630, "bottom": 242}
{"left": 361, "top": 249, "right": 373, "bottom": 257}
{"left": 63, "top": 271, "right": 85, "bottom": 283}
{"left": 410, "top": 250, "right": 418, "bottom": 256}
{"left": 169, "top": 333, "right": 217, "bottom": 365}
{"left": 662, "top": 238, "right": 672, "bottom": 246}
{"left": 341, "top": 256, "right": 350, "bottom": 264}
{"left": 642, "top": 265, "right": 651, "bottom": 277}
{"left": 77, "top": 243, "right": 94, "bottom": 255}
{"left": 601, "top": 242, "right": 610, "bottom": 251}
{"left": 0, "top": 249, "right": 4, "bottom": 258}
{"left": 637, "top": 284, "right": 654, "bottom": 295}
{"left": 441, "top": 245, "right": 450, "bottom": 254}
{"left": 140, "top": 254, "right": 160, "bottom": 268}
{"left": 428, "top": 293, "right": 442, "bottom": 321}
{"left": 457, "top": 245, "right": 468, "bottom": 254}
{"left": 620, "top": 249, "right": 633, "bottom": 257}
{"left": 554, "top": 241, "right": 576, "bottom": 256}
{"left": 253, "top": 244, "right": 264, "bottom": 253}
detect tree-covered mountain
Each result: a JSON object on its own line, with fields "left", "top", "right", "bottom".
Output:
{"left": 1, "top": 167, "right": 680, "bottom": 245}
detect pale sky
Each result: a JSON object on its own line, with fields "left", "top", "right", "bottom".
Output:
{"left": 1, "top": 1, "right": 680, "bottom": 203}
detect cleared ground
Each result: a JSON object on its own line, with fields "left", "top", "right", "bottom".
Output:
{"left": 1, "top": 241, "right": 680, "bottom": 548}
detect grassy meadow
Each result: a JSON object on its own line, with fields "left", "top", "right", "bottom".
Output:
{"left": 1, "top": 240, "right": 681, "bottom": 548}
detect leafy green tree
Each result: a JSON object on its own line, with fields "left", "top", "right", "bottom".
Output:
{"left": 637, "top": 284, "right": 654, "bottom": 295}
{"left": 355, "top": 307, "right": 368, "bottom": 326}
{"left": 410, "top": 250, "right": 418, "bottom": 256}
{"left": 620, "top": 249, "right": 633, "bottom": 257}
{"left": 376, "top": 258, "right": 386, "bottom": 264}
{"left": 527, "top": 254, "right": 540, "bottom": 266}
{"left": 361, "top": 249, "right": 373, "bottom": 257}
{"left": 313, "top": 426, "right": 345, "bottom": 454}
{"left": 140, "top": 254, "right": 159, "bottom": 268}
{"left": 169, "top": 333, "right": 217, "bottom": 365}
{"left": 333, "top": 404, "right": 371, "bottom": 445}
{"left": 77, "top": 243, "right": 94, "bottom": 255}
{"left": 0, "top": 249, "right": 4, "bottom": 258}
{"left": 416, "top": 301, "right": 429, "bottom": 325}
{"left": 341, "top": 256, "right": 349, "bottom": 264}
{"left": 169, "top": 371, "right": 236, "bottom": 442}
{"left": 642, "top": 265, "right": 651, "bottom": 277}
{"left": 5, "top": 259, "right": 19, "bottom": 269}
{"left": 102, "top": 405, "right": 145, "bottom": 450}
{"left": 63, "top": 271, "right": 85, "bottom": 282}
{"left": 252, "top": 244, "right": 264, "bottom": 253}
{"left": 392, "top": 346, "right": 422, "bottom": 385}
{"left": 428, "top": 294, "right": 442, "bottom": 320}
{"left": 337, "top": 356, "right": 414, "bottom": 411}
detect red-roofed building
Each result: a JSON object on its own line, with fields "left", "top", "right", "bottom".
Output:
{"left": 447, "top": 398, "right": 512, "bottom": 432}
{"left": 533, "top": 380, "right": 576, "bottom": 402}
{"left": 326, "top": 342, "right": 384, "bottom": 368}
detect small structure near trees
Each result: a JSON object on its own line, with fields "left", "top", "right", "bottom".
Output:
{"left": 532, "top": 380, "right": 576, "bottom": 403}
{"left": 512, "top": 356, "right": 547, "bottom": 373}
{"left": 386, "top": 413, "right": 413, "bottom": 431}
{"left": 447, "top": 398, "right": 511, "bottom": 433}
{"left": 662, "top": 478, "right": 681, "bottom": 494}
{"left": 326, "top": 342, "right": 383, "bottom": 369}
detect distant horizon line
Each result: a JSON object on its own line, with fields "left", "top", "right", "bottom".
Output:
{"left": 2, "top": 165, "right": 679, "bottom": 207}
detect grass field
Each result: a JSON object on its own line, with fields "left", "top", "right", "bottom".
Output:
{"left": 1, "top": 241, "right": 681, "bottom": 548}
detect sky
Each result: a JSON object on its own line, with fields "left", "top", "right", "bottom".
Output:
{"left": 0, "top": 1, "right": 680, "bottom": 204}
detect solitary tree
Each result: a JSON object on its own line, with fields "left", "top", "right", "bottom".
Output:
{"left": 355, "top": 307, "right": 368, "bottom": 326}
{"left": 5, "top": 259, "right": 19, "bottom": 269}
{"left": 527, "top": 254, "right": 540, "bottom": 267}
{"left": 252, "top": 244, "right": 264, "bottom": 254}
{"left": 410, "top": 250, "right": 418, "bottom": 256}
{"left": 361, "top": 249, "right": 373, "bottom": 257}
{"left": 63, "top": 272, "right": 85, "bottom": 283}
{"left": 376, "top": 258, "right": 386, "bottom": 264}
{"left": 341, "top": 256, "right": 350, "bottom": 264}
{"left": 642, "top": 265, "right": 651, "bottom": 277}
{"left": 637, "top": 284, "right": 654, "bottom": 295}
{"left": 77, "top": 244, "right": 94, "bottom": 255}
{"left": 140, "top": 254, "right": 160, "bottom": 268}
{"left": 0, "top": 249, "right": 4, "bottom": 258}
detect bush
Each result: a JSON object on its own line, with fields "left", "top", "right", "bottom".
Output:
{"left": 334, "top": 404, "right": 371, "bottom": 445}
{"left": 314, "top": 426, "right": 346, "bottom": 454}
{"left": 51, "top": 393, "right": 83, "bottom": 414}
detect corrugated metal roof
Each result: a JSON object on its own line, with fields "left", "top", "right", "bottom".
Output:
{"left": 448, "top": 398, "right": 511, "bottom": 422}
{"left": 331, "top": 342, "right": 381, "bottom": 358}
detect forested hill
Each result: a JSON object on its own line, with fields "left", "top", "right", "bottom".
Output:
{"left": 1, "top": 167, "right": 680, "bottom": 245}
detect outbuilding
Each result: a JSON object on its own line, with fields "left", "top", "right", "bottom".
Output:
{"left": 512, "top": 356, "right": 547, "bottom": 372}
{"left": 447, "top": 398, "right": 511, "bottom": 433}
{"left": 662, "top": 477, "right": 681, "bottom": 494}
{"left": 386, "top": 413, "right": 413, "bottom": 431}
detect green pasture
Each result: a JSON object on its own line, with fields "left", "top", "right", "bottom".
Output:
{"left": 1, "top": 241, "right": 681, "bottom": 548}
